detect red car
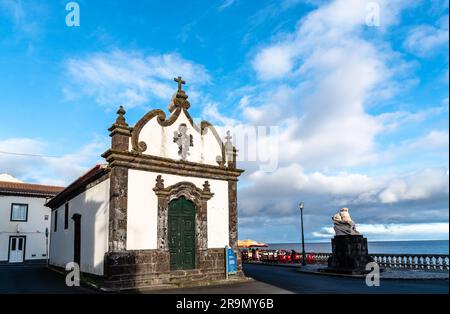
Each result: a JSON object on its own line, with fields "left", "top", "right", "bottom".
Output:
{"left": 306, "top": 253, "right": 316, "bottom": 263}
{"left": 289, "top": 252, "right": 317, "bottom": 264}
{"left": 277, "top": 250, "right": 291, "bottom": 263}
{"left": 291, "top": 251, "right": 302, "bottom": 263}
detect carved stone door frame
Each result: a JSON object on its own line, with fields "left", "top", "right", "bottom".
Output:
{"left": 153, "top": 175, "right": 213, "bottom": 268}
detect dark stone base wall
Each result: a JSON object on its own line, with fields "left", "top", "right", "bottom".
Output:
{"left": 323, "top": 235, "right": 374, "bottom": 275}
{"left": 100, "top": 248, "right": 239, "bottom": 291}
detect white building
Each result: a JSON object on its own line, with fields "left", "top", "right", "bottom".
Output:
{"left": 47, "top": 78, "right": 245, "bottom": 291}
{"left": 0, "top": 176, "right": 63, "bottom": 264}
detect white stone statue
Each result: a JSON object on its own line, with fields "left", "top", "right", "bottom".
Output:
{"left": 173, "top": 123, "right": 193, "bottom": 160}
{"left": 332, "top": 208, "right": 360, "bottom": 236}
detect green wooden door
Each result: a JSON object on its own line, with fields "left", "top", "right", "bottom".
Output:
{"left": 168, "top": 197, "right": 196, "bottom": 270}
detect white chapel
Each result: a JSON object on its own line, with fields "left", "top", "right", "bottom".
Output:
{"left": 46, "top": 77, "right": 244, "bottom": 290}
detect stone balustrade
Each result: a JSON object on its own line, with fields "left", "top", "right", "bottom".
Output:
{"left": 311, "top": 253, "right": 331, "bottom": 263}
{"left": 243, "top": 250, "right": 449, "bottom": 272}
{"left": 306, "top": 253, "right": 449, "bottom": 271}
{"left": 370, "top": 254, "right": 449, "bottom": 271}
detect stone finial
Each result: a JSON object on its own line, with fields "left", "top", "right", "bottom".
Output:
{"left": 225, "top": 131, "right": 233, "bottom": 156}
{"left": 106, "top": 105, "right": 131, "bottom": 152}
{"left": 115, "top": 105, "right": 128, "bottom": 126}
{"left": 155, "top": 175, "right": 165, "bottom": 190}
{"left": 216, "top": 155, "right": 225, "bottom": 167}
{"left": 225, "top": 130, "right": 237, "bottom": 169}
{"left": 202, "top": 181, "right": 211, "bottom": 193}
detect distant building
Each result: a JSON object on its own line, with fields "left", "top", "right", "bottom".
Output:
{"left": 0, "top": 178, "right": 63, "bottom": 264}
{"left": 46, "top": 78, "right": 245, "bottom": 291}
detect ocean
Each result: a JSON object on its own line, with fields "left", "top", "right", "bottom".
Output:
{"left": 266, "top": 240, "right": 449, "bottom": 255}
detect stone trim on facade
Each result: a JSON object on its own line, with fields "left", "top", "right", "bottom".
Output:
{"left": 102, "top": 248, "right": 230, "bottom": 291}
{"left": 129, "top": 95, "right": 228, "bottom": 166}
{"left": 108, "top": 166, "right": 128, "bottom": 252}
{"left": 228, "top": 179, "right": 243, "bottom": 275}
{"left": 228, "top": 180, "right": 237, "bottom": 249}
{"left": 102, "top": 149, "right": 244, "bottom": 181}
{"left": 107, "top": 105, "right": 132, "bottom": 252}
{"left": 153, "top": 175, "right": 213, "bottom": 266}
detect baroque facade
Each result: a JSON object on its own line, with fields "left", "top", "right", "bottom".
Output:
{"left": 46, "top": 78, "right": 244, "bottom": 291}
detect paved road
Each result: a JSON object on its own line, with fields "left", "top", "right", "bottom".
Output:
{"left": 149, "top": 279, "right": 292, "bottom": 294}
{"left": 241, "top": 264, "right": 449, "bottom": 294}
{"left": 0, "top": 264, "right": 448, "bottom": 294}
{"left": 0, "top": 265, "right": 92, "bottom": 294}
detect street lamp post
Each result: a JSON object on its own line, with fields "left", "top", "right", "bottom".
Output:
{"left": 299, "top": 202, "right": 306, "bottom": 266}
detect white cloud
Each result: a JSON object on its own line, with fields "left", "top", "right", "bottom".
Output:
{"left": 201, "top": 0, "right": 450, "bottom": 242}
{"left": 40, "top": 139, "right": 107, "bottom": 185}
{"left": 252, "top": 45, "right": 294, "bottom": 80}
{"left": 404, "top": 15, "right": 449, "bottom": 57}
{"left": 313, "top": 222, "right": 449, "bottom": 241}
{"left": 251, "top": 0, "right": 411, "bottom": 80}
{"left": 241, "top": 165, "right": 448, "bottom": 208}
{"left": 0, "top": 137, "right": 106, "bottom": 186}
{"left": 229, "top": 0, "right": 448, "bottom": 237}
{"left": 0, "top": 137, "right": 43, "bottom": 153}
{"left": 244, "top": 0, "right": 419, "bottom": 170}
{"left": 201, "top": 102, "right": 239, "bottom": 126}
{"left": 379, "top": 168, "right": 449, "bottom": 203}
{"left": 218, "top": 0, "right": 235, "bottom": 11}
{"left": 0, "top": 173, "right": 22, "bottom": 182}
{"left": 375, "top": 129, "right": 450, "bottom": 168}
{"left": 249, "top": 163, "right": 381, "bottom": 196}
{"left": 65, "top": 50, "right": 211, "bottom": 108}
{"left": 0, "top": 0, "right": 43, "bottom": 38}
{"left": 237, "top": 163, "right": 449, "bottom": 240}
{"left": 0, "top": 138, "right": 46, "bottom": 179}
{"left": 376, "top": 106, "right": 448, "bottom": 133}
{"left": 407, "top": 130, "right": 449, "bottom": 150}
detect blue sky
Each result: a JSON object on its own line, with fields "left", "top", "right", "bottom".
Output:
{"left": 0, "top": 0, "right": 448, "bottom": 242}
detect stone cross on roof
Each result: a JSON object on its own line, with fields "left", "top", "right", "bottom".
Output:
{"left": 168, "top": 76, "right": 189, "bottom": 112}
{"left": 174, "top": 76, "right": 186, "bottom": 92}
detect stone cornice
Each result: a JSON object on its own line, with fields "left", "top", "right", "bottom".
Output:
{"left": 108, "top": 124, "right": 132, "bottom": 136}
{"left": 102, "top": 149, "right": 244, "bottom": 181}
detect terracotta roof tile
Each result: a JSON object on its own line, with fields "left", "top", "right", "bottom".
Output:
{"left": 46, "top": 164, "right": 109, "bottom": 209}
{"left": 0, "top": 181, "right": 64, "bottom": 197}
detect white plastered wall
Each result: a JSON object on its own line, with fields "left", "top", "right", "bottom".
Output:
{"left": 127, "top": 169, "right": 229, "bottom": 250}
{"left": 135, "top": 110, "right": 223, "bottom": 166}
{"left": 49, "top": 178, "right": 110, "bottom": 275}
{"left": 0, "top": 195, "right": 51, "bottom": 262}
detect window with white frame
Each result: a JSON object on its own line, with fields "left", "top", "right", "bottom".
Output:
{"left": 10, "top": 203, "right": 28, "bottom": 221}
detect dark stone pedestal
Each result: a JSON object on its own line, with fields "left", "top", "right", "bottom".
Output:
{"left": 321, "top": 235, "right": 374, "bottom": 275}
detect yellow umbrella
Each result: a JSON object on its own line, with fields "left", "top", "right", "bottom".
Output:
{"left": 237, "top": 239, "right": 268, "bottom": 248}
